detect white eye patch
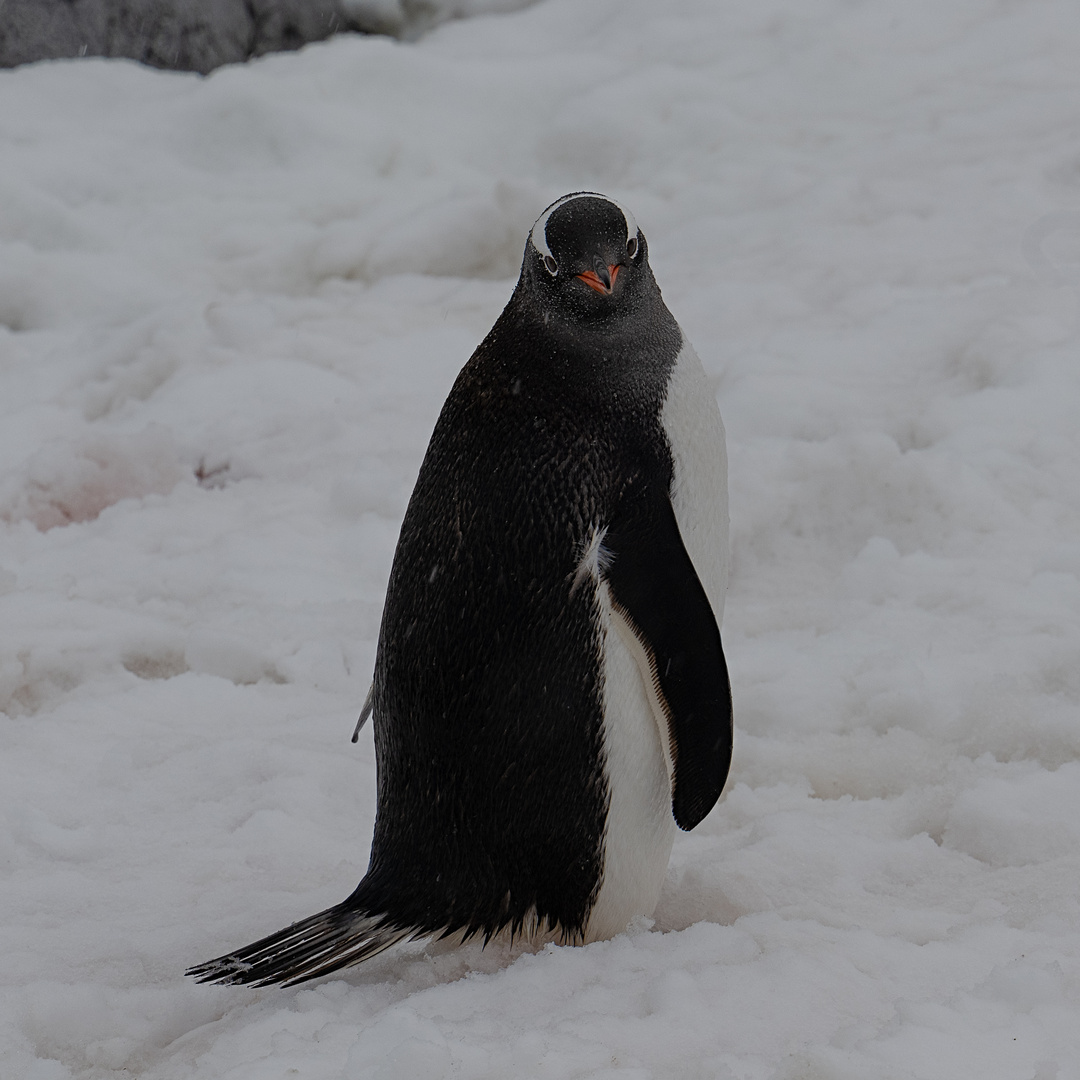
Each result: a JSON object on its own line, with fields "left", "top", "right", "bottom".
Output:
{"left": 529, "top": 192, "right": 640, "bottom": 262}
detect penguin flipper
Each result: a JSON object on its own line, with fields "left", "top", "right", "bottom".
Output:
{"left": 602, "top": 484, "right": 732, "bottom": 832}
{"left": 185, "top": 901, "right": 413, "bottom": 987}
{"left": 351, "top": 682, "right": 374, "bottom": 743}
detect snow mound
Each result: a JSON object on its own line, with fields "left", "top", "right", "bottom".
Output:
{"left": 0, "top": 427, "right": 187, "bottom": 531}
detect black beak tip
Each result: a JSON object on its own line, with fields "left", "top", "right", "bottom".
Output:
{"left": 592, "top": 254, "right": 612, "bottom": 290}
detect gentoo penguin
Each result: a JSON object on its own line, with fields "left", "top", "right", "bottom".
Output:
{"left": 187, "top": 192, "right": 732, "bottom": 987}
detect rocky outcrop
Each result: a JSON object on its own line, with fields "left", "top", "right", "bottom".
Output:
{"left": 0, "top": 0, "right": 352, "bottom": 74}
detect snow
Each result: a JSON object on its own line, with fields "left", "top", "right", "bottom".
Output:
{"left": 2, "top": 0, "right": 1080, "bottom": 1076}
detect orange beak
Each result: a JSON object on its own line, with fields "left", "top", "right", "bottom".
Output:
{"left": 576, "top": 264, "right": 621, "bottom": 295}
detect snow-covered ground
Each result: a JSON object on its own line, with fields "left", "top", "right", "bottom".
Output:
{"left": 2, "top": 1, "right": 1080, "bottom": 1076}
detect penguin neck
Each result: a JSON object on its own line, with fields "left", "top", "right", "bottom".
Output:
{"left": 513, "top": 266, "right": 665, "bottom": 337}
{"left": 499, "top": 281, "right": 683, "bottom": 409}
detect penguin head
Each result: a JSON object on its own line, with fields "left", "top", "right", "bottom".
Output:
{"left": 520, "top": 193, "right": 654, "bottom": 322}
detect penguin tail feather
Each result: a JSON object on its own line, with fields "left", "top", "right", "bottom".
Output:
{"left": 185, "top": 902, "right": 414, "bottom": 987}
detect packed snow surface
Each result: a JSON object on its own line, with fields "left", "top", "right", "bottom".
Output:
{"left": 3, "top": 2, "right": 1080, "bottom": 1077}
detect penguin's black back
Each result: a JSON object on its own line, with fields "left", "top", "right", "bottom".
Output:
{"left": 359, "top": 243, "right": 684, "bottom": 944}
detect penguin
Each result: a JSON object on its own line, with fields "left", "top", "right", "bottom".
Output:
{"left": 187, "top": 192, "right": 732, "bottom": 987}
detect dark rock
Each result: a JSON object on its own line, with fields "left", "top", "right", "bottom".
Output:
{"left": 0, "top": 0, "right": 353, "bottom": 74}
{"left": 247, "top": 0, "right": 348, "bottom": 59}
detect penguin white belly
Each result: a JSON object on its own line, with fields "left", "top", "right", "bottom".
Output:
{"left": 586, "top": 335, "right": 729, "bottom": 941}
{"left": 585, "top": 590, "right": 676, "bottom": 941}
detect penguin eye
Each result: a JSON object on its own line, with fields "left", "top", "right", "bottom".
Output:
{"left": 543, "top": 255, "right": 558, "bottom": 276}
{"left": 626, "top": 235, "right": 638, "bottom": 259}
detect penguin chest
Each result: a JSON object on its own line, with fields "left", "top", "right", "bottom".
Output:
{"left": 584, "top": 336, "right": 729, "bottom": 941}
{"left": 660, "top": 339, "right": 730, "bottom": 620}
